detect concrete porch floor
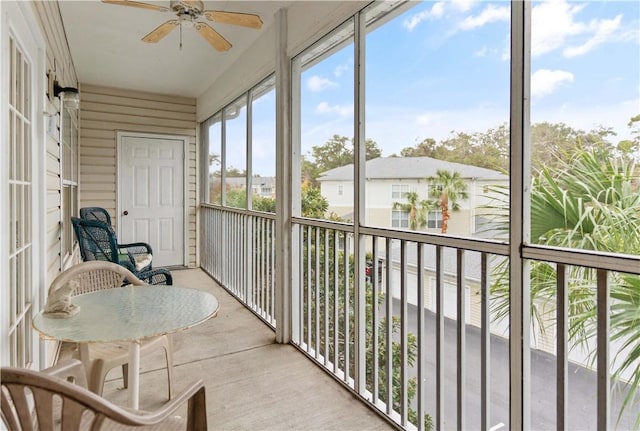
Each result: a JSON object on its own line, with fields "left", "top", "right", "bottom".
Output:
{"left": 70, "top": 268, "right": 393, "bottom": 430}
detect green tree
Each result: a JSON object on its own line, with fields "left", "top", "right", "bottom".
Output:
{"left": 426, "top": 170, "right": 469, "bottom": 234}
{"left": 301, "top": 181, "right": 329, "bottom": 218}
{"left": 303, "top": 135, "right": 382, "bottom": 185}
{"left": 392, "top": 191, "right": 428, "bottom": 231}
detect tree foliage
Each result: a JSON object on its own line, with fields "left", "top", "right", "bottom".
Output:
{"left": 392, "top": 191, "right": 429, "bottom": 231}
{"left": 426, "top": 170, "right": 469, "bottom": 234}
{"left": 399, "top": 121, "right": 636, "bottom": 174}
{"left": 484, "top": 147, "right": 640, "bottom": 428}
{"left": 302, "top": 135, "right": 382, "bottom": 186}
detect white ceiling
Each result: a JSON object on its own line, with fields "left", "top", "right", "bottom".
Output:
{"left": 58, "top": 0, "right": 290, "bottom": 98}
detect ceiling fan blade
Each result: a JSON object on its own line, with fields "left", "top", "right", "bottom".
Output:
{"left": 195, "top": 22, "right": 232, "bottom": 52}
{"left": 142, "top": 20, "right": 179, "bottom": 43}
{"left": 203, "top": 11, "right": 263, "bottom": 29}
{"left": 101, "top": 0, "right": 169, "bottom": 12}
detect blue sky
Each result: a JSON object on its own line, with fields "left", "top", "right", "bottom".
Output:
{"left": 298, "top": 0, "right": 640, "bottom": 166}
{"left": 218, "top": 0, "right": 640, "bottom": 177}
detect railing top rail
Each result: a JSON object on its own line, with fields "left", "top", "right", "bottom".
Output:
{"left": 200, "top": 203, "right": 276, "bottom": 220}
{"left": 524, "top": 244, "right": 640, "bottom": 275}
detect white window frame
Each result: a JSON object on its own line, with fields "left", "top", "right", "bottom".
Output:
{"left": 391, "top": 209, "right": 409, "bottom": 228}
{"left": 60, "top": 100, "right": 78, "bottom": 267}
{"left": 391, "top": 184, "right": 409, "bottom": 200}
{"left": 427, "top": 210, "right": 443, "bottom": 229}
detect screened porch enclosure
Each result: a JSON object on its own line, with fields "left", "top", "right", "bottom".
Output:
{"left": 197, "top": 1, "right": 640, "bottom": 430}
{"left": 2, "top": 0, "right": 639, "bottom": 430}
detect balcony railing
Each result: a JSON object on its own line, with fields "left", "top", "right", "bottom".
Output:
{"left": 200, "top": 205, "right": 640, "bottom": 430}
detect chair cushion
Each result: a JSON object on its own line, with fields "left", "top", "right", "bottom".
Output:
{"left": 117, "top": 252, "right": 153, "bottom": 271}
{"left": 133, "top": 253, "right": 153, "bottom": 271}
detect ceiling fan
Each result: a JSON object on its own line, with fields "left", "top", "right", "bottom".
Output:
{"left": 102, "top": 0, "right": 263, "bottom": 52}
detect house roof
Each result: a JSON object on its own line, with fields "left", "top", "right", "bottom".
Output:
{"left": 318, "top": 157, "right": 508, "bottom": 182}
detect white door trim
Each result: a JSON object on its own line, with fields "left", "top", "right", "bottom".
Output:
{"left": 116, "top": 131, "right": 189, "bottom": 267}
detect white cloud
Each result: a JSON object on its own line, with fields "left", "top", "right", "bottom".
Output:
{"left": 316, "top": 102, "right": 353, "bottom": 117}
{"left": 416, "top": 112, "right": 445, "bottom": 126}
{"left": 532, "top": 0, "right": 624, "bottom": 58}
{"left": 403, "top": 2, "right": 445, "bottom": 31}
{"left": 451, "top": 0, "right": 477, "bottom": 13}
{"left": 334, "top": 62, "right": 350, "bottom": 78}
{"left": 564, "top": 14, "right": 622, "bottom": 57}
{"left": 474, "top": 46, "right": 488, "bottom": 57}
{"left": 458, "top": 4, "right": 510, "bottom": 31}
{"left": 307, "top": 75, "right": 337, "bottom": 92}
{"left": 531, "top": 69, "right": 574, "bottom": 98}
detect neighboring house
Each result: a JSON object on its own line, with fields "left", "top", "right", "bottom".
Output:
{"left": 318, "top": 157, "right": 508, "bottom": 236}
{"left": 216, "top": 175, "right": 275, "bottom": 199}
{"left": 251, "top": 176, "right": 276, "bottom": 199}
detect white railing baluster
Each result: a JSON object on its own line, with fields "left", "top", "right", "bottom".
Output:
{"left": 372, "top": 236, "right": 380, "bottom": 404}
{"left": 315, "top": 227, "right": 321, "bottom": 359}
{"left": 385, "top": 237, "right": 393, "bottom": 415}
{"left": 400, "top": 240, "right": 408, "bottom": 426}
{"left": 333, "top": 229, "right": 339, "bottom": 374}
{"left": 344, "top": 233, "right": 350, "bottom": 384}
{"left": 416, "top": 243, "right": 425, "bottom": 431}
{"left": 436, "top": 245, "right": 444, "bottom": 430}
{"left": 457, "top": 249, "right": 466, "bottom": 431}
{"left": 481, "top": 253, "right": 490, "bottom": 431}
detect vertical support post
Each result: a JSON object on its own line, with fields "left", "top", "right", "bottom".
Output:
{"left": 353, "top": 12, "right": 366, "bottom": 395}
{"left": 246, "top": 92, "right": 253, "bottom": 211}
{"left": 556, "top": 264, "right": 568, "bottom": 431}
{"left": 275, "top": 8, "right": 293, "bottom": 343}
{"left": 597, "top": 270, "right": 610, "bottom": 431}
{"left": 509, "top": 1, "right": 532, "bottom": 429}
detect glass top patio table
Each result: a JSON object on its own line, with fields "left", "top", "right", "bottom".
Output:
{"left": 33, "top": 285, "right": 219, "bottom": 344}
{"left": 32, "top": 285, "right": 219, "bottom": 409}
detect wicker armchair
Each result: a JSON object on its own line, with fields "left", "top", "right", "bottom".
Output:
{"left": 47, "top": 261, "right": 174, "bottom": 399}
{"left": 80, "top": 206, "right": 113, "bottom": 226}
{"left": 71, "top": 217, "right": 172, "bottom": 285}
{"left": 1, "top": 359, "right": 207, "bottom": 430}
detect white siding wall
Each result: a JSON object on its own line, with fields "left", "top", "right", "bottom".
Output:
{"left": 78, "top": 84, "right": 198, "bottom": 267}
{"left": 31, "top": 1, "right": 77, "bottom": 365}
{"left": 32, "top": 1, "right": 77, "bottom": 282}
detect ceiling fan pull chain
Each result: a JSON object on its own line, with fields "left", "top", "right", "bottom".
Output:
{"left": 179, "top": 21, "right": 183, "bottom": 50}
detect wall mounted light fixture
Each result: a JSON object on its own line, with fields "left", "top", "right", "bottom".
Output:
{"left": 53, "top": 81, "right": 80, "bottom": 110}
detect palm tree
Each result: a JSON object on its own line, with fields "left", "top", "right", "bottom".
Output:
{"left": 392, "top": 191, "right": 428, "bottom": 231}
{"left": 485, "top": 148, "right": 640, "bottom": 428}
{"left": 426, "top": 169, "right": 469, "bottom": 234}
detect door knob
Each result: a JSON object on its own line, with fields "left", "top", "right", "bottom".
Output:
{"left": 123, "top": 211, "right": 129, "bottom": 216}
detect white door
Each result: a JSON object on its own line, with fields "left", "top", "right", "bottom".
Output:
{"left": 1, "top": 1, "right": 44, "bottom": 367}
{"left": 118, "top": 133, "right": 186, "bottom": 267}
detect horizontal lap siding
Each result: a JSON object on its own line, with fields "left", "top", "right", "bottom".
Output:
{"left": 32, "top": 1, "right": 78, "bottom": 290}
{"left": 78, "top": 84, "right": 198, "bottom": 267}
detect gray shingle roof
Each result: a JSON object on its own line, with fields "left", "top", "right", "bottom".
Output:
{"left": 318, "top": 157, "right": 508, "bottom": 181}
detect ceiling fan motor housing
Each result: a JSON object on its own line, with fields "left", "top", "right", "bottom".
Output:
{"left": 171, "top": 0, "right": 204, "bottom": 16}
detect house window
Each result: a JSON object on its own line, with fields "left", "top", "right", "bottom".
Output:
{"left": 262, "top": 187, "right": 272, "bottom": 195}
{"left": 392, "top": 209, "right": 409, "bottom": 228}
{"left": 338, "top": 185, "right": 343, "bottom": 196}
{"left": 428, "top": 210, "right": 443, "bottom": 229}
{"left": 391, "top": 184, "right": 409, "bottom": 200}
{"left": 61, "top": 104, "right": 78, "bottom": 263}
